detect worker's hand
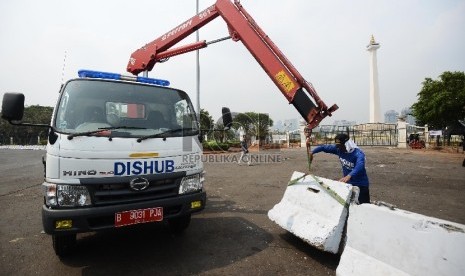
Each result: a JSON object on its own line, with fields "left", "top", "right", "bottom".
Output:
{"left": 339, "top": 175, "right": 351, "bottom": 183}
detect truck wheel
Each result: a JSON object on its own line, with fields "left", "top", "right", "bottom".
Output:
{"left": 168, "top": 214, "right": 191, "bottom": 234}
{"left": 52, "top": 234, "right": 76, "bottom": 257}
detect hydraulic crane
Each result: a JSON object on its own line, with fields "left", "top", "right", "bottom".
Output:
{"left": 127, "top": 0, "right": 338, "bottom": 130}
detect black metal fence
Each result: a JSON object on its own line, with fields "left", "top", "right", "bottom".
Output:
{"left": 315, "top": 123, "right": 398, "bottom": 146}
{"left": 313, "top": 123, "right": 464, "bottom": 151}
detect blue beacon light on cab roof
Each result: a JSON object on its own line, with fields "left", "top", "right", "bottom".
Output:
{"left": 78, "top": 69, "right": 170, "bottom": 87}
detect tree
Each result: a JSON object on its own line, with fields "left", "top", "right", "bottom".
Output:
{"left": 232, "top": 113, "right": 254, "bottom": 134}
{"left": 199, "top": 108, "right": 214, "bottom": 140}
{"left": 0, "top": 105, "right": 53, "bottom": 145}
{"left": 412, "top": 71, "right": 465, "bottom": 129}
{"left": 212, "top": 121, "right": 235, "bottom": 142}
{"left": 22, "top": 105, "right": 53, "bottom": 144}
{"left": 0, "top": 116, "right": 13, "bottom": 144}
{"left": 199, "top": 109, "right": 214, "bottom": 131}
{"left": 232, "top": 112, "right": 273, "bottom": 145}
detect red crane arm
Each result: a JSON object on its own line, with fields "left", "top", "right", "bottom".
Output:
{"left": 127, "top": 4, "right": 220, "bottom": 75}
{"left": 127, "top": 0, "right": 338, "bottom": 129}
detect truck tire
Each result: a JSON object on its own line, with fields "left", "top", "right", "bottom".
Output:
{"left": 168, "top": 214, "right": 191, "bottom": 234}
{"left": 52, "top": 234, "right": 76, "bottom": 257}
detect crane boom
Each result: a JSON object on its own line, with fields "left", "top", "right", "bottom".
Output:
{"left": 127, "top": 0, "right": 338, "bottom": 129}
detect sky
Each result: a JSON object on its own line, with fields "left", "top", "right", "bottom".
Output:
{"left": 1, "top": 0, "right": 464, "bottom": 129}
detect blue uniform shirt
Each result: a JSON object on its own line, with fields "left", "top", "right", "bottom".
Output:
{"left": 312, "top": 145, "right": 369, "bottom": 187}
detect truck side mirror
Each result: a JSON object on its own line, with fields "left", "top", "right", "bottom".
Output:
{"left": 222, "top": 107, "right": 233, "bottom": 130}
{"left": 1, "top": 93, "right": 25, "bottom": 121}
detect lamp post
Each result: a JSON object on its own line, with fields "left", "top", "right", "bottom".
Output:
{"left": 196, "top": 0, "right": 201, "bottom": 122}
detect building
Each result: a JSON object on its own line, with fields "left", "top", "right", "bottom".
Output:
{"left": 333, "top": 120, "right": 357, "bottom": 126}
{"left": 384, "top": 110, "right": 399, "bottom": 123}
{"left": 401, "top": 107, "right": 416, "bottom": 125}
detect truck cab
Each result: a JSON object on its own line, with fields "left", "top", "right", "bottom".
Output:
{"left": 2, "top": 70, "right": 206, "bottom": 256}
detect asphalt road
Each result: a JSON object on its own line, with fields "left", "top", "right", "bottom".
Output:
{"left": 1, "top": 147, "right": 464, "bottom": 275}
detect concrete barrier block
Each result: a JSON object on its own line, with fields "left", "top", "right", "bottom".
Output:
{"left": 268, "top": 171, "right": 353, "bottom": 253}
{"left": 337, "top": 204, "right": 465, "bottom": 276}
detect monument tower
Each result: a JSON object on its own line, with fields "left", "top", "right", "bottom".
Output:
{"left": 366, "top": 35, "right": 381, "bottom": 123}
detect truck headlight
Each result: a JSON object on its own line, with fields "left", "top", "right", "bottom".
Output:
{"left": 43, "top": 183, "right": 91, "bottom": 207}
{"left": 179, "top": 172, "right": 204, "bottom": 194}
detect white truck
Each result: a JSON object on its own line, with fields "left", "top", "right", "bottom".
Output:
{"left": 2, "top": 70, "right": 208, "bottom": 256}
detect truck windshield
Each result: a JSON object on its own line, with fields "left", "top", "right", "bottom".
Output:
{"left": 54, "top": 79, "right": 199, "bottom": 138}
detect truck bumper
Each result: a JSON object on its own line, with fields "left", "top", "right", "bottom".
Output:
{"left": 42, "top": 191, "right": 206, "bottom": 235}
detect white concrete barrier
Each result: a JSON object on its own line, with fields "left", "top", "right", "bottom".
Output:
{"left": 337, "top": 203, "right": 465, "bottom": 276}
{"left": 268, "top": 171, "right": 353, "bottom": 253}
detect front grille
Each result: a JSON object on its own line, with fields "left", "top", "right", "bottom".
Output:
{"left": 81, "top": 172, "right": 185, "bottom": 206}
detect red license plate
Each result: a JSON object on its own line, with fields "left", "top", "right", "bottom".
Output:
{"left": 115, "top": 207, "right": 163, "bottom": 227}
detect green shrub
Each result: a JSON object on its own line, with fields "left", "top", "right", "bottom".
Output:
{"left": 202, "top": 141, "right": 230, "bottom": 151}
{"left": 226, "top": 140, "right": 241, "bottom": 148}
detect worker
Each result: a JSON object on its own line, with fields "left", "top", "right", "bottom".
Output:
{"left": 238, "top": 135, "right": 251, "bottom": 166}
{"left": 309, "top": 133, "right": 370, "bottom": 204}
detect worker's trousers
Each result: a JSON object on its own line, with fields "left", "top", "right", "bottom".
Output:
{"left": 238, "top": 151, "right": 251, "bottom": 165}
